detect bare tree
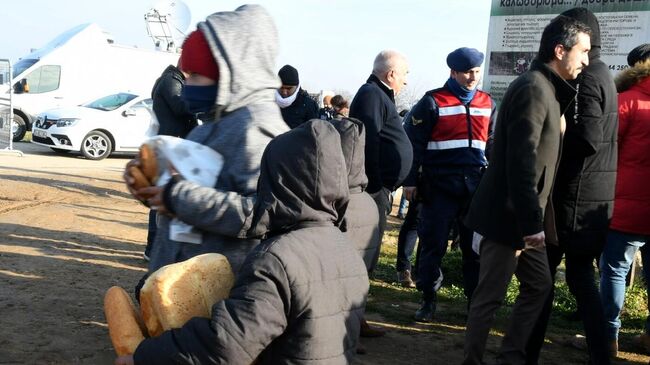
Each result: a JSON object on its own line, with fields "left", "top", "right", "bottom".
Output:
{"left": 395, "top": 84, "right": 422, "bottom": 114}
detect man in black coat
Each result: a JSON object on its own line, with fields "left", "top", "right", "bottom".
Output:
{"left": 525, "top": 8, "right": 618, "bottom": 364}
{"left": 462, "top": 15, "right": 591, "bottom": 365}
{"left": 151, "top": 64, "right": 197, "bottom": 138}
{"left": 275, "top": 64, "right": 319, "bottom": 128}
{"left": 349, "top": 49, "right": 413, "bottom": 273}
{"left": 348, "top": 50, "right": 412, "bottom": 339}
{"left": 143, "top": 64, "right": 197, "bottom": 261}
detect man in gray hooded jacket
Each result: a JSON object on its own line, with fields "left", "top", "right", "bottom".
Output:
{"left": 125, "top": 5, "right": 288, "bottom": 276}
{"left": 117, "top": 119, "right": 369, "bottom": 365}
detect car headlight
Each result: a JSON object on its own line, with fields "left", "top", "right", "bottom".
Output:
{"left": 56, "top": 118, "right": 80, "bottom": 127}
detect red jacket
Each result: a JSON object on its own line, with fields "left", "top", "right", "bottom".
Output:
{"left": 610, "top": 62, "right": 650, "bottom": 235}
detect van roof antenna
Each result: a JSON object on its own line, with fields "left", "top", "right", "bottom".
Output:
{"left": 144, "top": 1, "right": 191, "bottom": 52}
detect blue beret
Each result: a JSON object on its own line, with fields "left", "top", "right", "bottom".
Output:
{"left": 446, "top": 47, "right": 485, "bottom": 71}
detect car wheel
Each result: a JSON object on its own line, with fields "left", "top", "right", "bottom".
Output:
{"left": 81, "top": 131, "right": 112, "bottom": 160}
{"left": 50, "top": 147, "right": 70, "bottom": 154}
{"left": 12, "top": 114, "right": 27, "bottom": 142}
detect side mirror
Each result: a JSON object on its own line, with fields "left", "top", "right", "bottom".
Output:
{"left": 123, "top": 109, "right": 137, "bottom": 117}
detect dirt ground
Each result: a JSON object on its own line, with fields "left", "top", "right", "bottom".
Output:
{"left": 1, "top": 141, "right": 648, "bottom": 365}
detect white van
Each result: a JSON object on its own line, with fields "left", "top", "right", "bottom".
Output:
{"left": 1, "top": 23, "right": 179, "bottom": 141}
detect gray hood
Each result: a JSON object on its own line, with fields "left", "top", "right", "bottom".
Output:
{"left": 248, "top": 120, "right": 350, "bottom": 237}
{"left": 198, "top": 5, "right": 280, "bottom": 114}
{"left": 330, "top": 117, "right": 368, "bottom": 192}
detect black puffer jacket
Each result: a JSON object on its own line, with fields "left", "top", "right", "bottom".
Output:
{"left": 331, "top": 117, "right": 381, "bottom": 270}
{"left": 280, "top": 88, "right": 319, "bottom": 129}
{"left": 134, "top": 119, "right": 369, "bottom": 365}
{"left": 151, "top": 65, "right": 197, "bottom": 137}
{"left": 552, "top": 48, "right": 618, "bottom": 255}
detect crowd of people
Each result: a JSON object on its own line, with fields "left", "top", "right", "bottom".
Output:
{"left": 118, "top": 4, "right": 650, "bottom": 365}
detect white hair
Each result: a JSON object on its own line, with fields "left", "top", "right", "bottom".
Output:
{"left": 372, "top": 50, "right": 407, "bottom": 77}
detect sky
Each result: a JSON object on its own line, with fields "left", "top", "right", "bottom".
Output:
{"left": 0, "top": 0, "right": 492, "bottom": 100}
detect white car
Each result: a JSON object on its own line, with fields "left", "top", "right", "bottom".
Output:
{"left": 30, "top": 92, "right": 155, "bottom": 160}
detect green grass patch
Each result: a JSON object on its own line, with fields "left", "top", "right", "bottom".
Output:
{"left": 368, "top": 223, "right": 649, "bottom": 336}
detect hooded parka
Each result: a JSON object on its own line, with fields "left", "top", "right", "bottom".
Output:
{"left": 331, "top": 117, "right": 381, "bottom": 270}
{"left": 134, "top": 119, "right": 369, "bottom": 365}
{"left": 149, "top": 5, "right": 289, "bottom": 274}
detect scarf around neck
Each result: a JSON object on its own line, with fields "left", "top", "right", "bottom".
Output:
{"left": 446, "top": 77, "right": 477, "bottom": 105}
{"left": 275, "top": 85, "right": 300, "bottom": 108}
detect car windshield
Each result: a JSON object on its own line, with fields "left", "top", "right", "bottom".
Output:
{"left": 83, "top": 93, "right": 138, "bottom": 111}
{"left": 11, "top": 59, "right": 39, "bottom": 81}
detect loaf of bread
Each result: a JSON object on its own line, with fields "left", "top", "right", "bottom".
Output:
{"left": 104, "top": 286, "right": 147, "bottom": 356}
{"left": 140, "top": 253, "right": 235, "bottom": 337}
{"left": 140, "top": 144, "right": 159, "bottom": 185}
{"left": 128, "top": 165, "right": 151, "bottom": 190}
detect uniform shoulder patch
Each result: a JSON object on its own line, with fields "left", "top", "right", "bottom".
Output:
{"left": 411, "top": 116, "right": 423, "bottom": 126}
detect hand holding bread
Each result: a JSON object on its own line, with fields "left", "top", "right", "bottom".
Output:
{"left": 140, "top": 253, "right": 235, "bottom": 337}
{"left": 104, "top": 254, "right": 235, "bottom": 355}
{"left": 139, "top": 144, "right": 159, "bottom": 185}
{"left": 124, "top": 143, "right": 163, "bottom": 206}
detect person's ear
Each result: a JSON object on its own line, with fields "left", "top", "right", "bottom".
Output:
{"left": 554, "top": 44, "right": 566, "bottom": 61}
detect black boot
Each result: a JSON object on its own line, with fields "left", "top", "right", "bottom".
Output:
{"left": 414, "top": 292, "right": 436, "bottom": 322}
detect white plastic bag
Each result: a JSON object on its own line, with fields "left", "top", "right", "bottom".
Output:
{"left": 146, "top": 136, "right": 224, "bottom": 244}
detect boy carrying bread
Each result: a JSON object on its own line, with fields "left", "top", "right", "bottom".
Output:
{"left": 117, "top": 119, "right": 369, "bottom": 364}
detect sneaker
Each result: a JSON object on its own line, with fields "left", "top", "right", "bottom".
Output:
{"left": 360, "top": 317, "right": 386, "bottom": 337}
{"left": 396, "top": 270, "right": 416, "bottom": 288}
{"left": 414, "top": 300, "right": 436, "bottom": 322}
{"left": 568, "top": 334, "right": 587, "bottom": 350}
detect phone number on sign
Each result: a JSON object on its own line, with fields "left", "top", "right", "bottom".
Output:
{"left": 609, "top": 64, "right": 630, "bottom": 71}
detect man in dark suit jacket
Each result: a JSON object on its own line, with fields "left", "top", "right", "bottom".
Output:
{"left": 462, "top": 15, "right": 592, "bottom": 365}
{"left": 525, "top": 8, "right": 618, "bottom": 364}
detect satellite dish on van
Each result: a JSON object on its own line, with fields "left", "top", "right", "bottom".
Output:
{"left": 144, "top": 0, "right": 191, "bottom": 52}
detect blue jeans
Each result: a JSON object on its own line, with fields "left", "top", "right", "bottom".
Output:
{"left": 599, "top": 229, "right": 650, "bottom": 340}
{"left": 398, "top": 194, "right": 409, "bottom": 216}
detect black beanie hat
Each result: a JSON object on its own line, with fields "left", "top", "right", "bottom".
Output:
{"left": 561, "top": 7, "right": 600, "bottom": 48}
{"left": 627, "top": 44, "right": 650, "bottom": 66}
{"left": 278, "top": 65, "right": 299, "bottom": 86}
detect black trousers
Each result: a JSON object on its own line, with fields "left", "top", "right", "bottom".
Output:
{"left": 525, "top": 244, "right": 611, "bottom": 364}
